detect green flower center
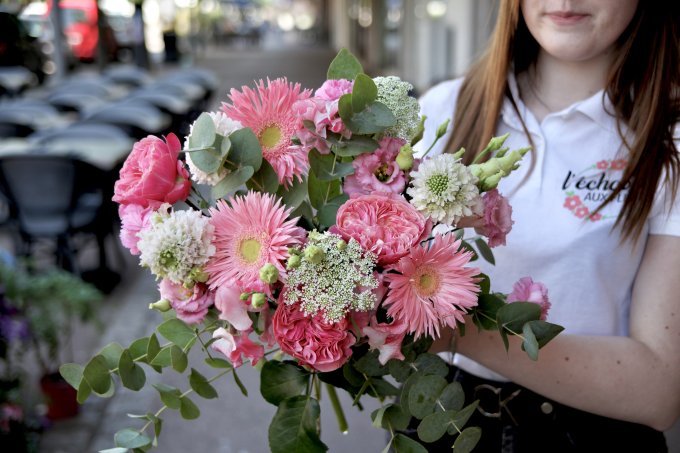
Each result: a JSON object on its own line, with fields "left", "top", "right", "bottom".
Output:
{"left": 239, "top": 238, "right": 262, "bottom": 264}
{"left": 160, "top": 249, "right": 178, "bottom": 269}
{"left": 374, "top": 163, "right": 391, "bottom": 182}
{"left": 260, "top": 125, "right": 282, "bottom": 149}
{"left": 416, "top": 267, "right": 440, "bottom": 296}
{"left": 426, "top": 173, "right": 449, "bottom": 196}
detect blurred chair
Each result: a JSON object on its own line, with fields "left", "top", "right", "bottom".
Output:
{"left": 80, "top": 102, "right": 171, "bottom": 140}
{"left": 0, "top": 155, "right": 120, "bottom": 292}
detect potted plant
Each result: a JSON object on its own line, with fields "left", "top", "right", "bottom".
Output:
{"left": 0, "top": 264, "right": 102, "bottom": 421}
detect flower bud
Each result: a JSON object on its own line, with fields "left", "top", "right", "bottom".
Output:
{"left": 435, "top": 118, "right": 450, "bottom": 139}
{"left": 396, "top": 144, "right": 414, "bottom": 170}
{"left": 336, "top": 239, "right": 347, "bottom": 251}
{"left": 287, "top": 254, "right": 302, "bottom": 270}
{"left": 189, "top": 267, "right": 209, "bottom": 283}
{"left": 239, "top": 292, "right": 250, "bottom": 301}
{"left": 251, "top": 292, "right": 267, "bottom": 309}
{"left": 304, "top": 245, "right": 325, "bottom": 264}
{"left": 485, "top": 133, "right": 510, "bottom": 152}
{"left": 479, "top": 172, "right": 504, "bottom": 192}
{"left": 410, "top": 115, "right": 427, "bottom": 146}
{"left": 259, "top": 263, "right": 279, "bottom": 284}
{"left": 149, "top": 299, "right": 171, "bottom": 312}
{"left": 451, "top": 147, "right": 466, "bottom": 160}
{"left": 287, "top": 246, "right": 301, "bottom": 256}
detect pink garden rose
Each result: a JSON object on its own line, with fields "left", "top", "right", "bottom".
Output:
{"left": 315, "top": 79, "right": 354, "bottom": 101}
{"left": 334, "top": 192, "right": 431, "bottom": 266}
{"left": 457, "top": 189, "right": 513, "bottom": 248}
{"left": 210, "top": 328, "right": 264, "bottom": 368}
{"left": 158, "top": 279, "right": 214, "bottom": 325}
{"left": 272, "top": 300, "right": 355, "bottom": 372}
{"left": 507, "top": 277, "right": 551, "bottom": 320}
{"left": 118, "top": 204, "right": 155, "bottom": 255}
{"left": 362, "top": 315, "right": 408, "bottom": 365}
{"left": 113, "top": 133, "right": 191, "bottom": 208}
{"left": 343, "top": 137, "right": 407, "bottom": 196}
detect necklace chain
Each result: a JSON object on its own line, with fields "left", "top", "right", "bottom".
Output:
{"left": 525, "top": 68, "right": 555, "bottom": 113}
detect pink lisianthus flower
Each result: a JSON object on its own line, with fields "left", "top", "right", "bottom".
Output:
{"left": 343, "top": 137, "right": 407, "bottom": 196}
{"left": 113, "top": 133, "right": 191, "bottom": 209}
{"left": 272, "top": 300, "right": 355, "bottom": 372}
{"left": 315, "top": 79, "right": 354, "bottom": 101}
{"left": 457, "top": 189, "right": 513, "bottom": 248}
{"left": 334, "top": 192, "right": 431, "bottom": 266}
{"left": 362, "top": 315, "right": 408, "bottom": 365}
{"left": 118, "top": 204, "right": 155, "bottom": 255}
{"left": 158, "top": 279, "right": 214, "bottom": 325}
{"left": 507, "top": 277, "right": 551, "bottom": 321}
{"left": 210, "top": 328, "right": 264, "bottom": 368}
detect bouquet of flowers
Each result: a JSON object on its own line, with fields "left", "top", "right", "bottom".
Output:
{"left": 60, "top": 49, "right": 563, "bottom": 453}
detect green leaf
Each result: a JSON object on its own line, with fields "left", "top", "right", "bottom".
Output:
{"left": 309, "top": 149, "right": 354, "bottom": 181}
{"left": 77, "top": 379, "right": 92, "bottom": 404}
{"left": 153, "top": 383, "right": 181, "bottom": 410}
{"left": 247, "top": 159, "right": 279, "bottom": 194}
{"left": 307, "top": 170, "right": 341, "bottom": 210}
{"left": 99, "top": 448, "right": 129, "bottom": 453}
{"left": 188, "top": 112, "right": 217, "bottom": 150}
{"left": 212, "top": 166, "right": 255, "bottom": 200}
{"left": 337, "top": 93, "right": 353, "bottom": 121}
{"left": 128, "top": 337, "right": 150, "bottom": 362}
{"left": 233, "top": 369, "right": 248, "bottom": 397}
{"left": 526, "top": 320, "right": 564, "bottom": 348}
{"left": 260, "top": 361, "right": 309, "bottom": 406}
{"left": 387, "top": 358, "right": 413, "bottom": 383}
{"left": 317, "top": 194, "right": 349, "bottom": 230}
{"left": 290, "top": 201, "right": 315, "bottom": 229}
{"left": 189, "top": 368, "right": 218, "bottom": 399}
{"left": 354, "top": 349, "right": 389, "bottom": 377}
{"left": 205, "top": 357, "right": 233, "bottom": 369}
{"left": 345, "top": 101, "right": 396, "bottom": 135}
{"left": 189, "top": 147, "right": 222, "bottom": 174}
{"left": 438, "top": 382, "right": 465, "bottom": 412}
{"left": 99, "top": 343, "right": 124, "bottom": 370}
{"left": 370, "top": 378, "right": 400, "bottom": 397}
{"left": 477, "top": 273, "right": 491, "bottom": 294}
{"left": 522, "top": 322, "right": 539, "bottom": 361}
{"left": 331, "top": 136, "right": 379, "bottom": 157}
{"left": 471, "top": 293, "right": 505, "bottom": 330}
{"left": 497, "top": 302, "right": 541, "bottom": 336}
{"left": 416, "top": 410, "right": 454, "bottom": 443}
{"left": 149, "top": 346, "right": 172, "bottom": 368}
{"left": 268, "top": 396, "right": 328, "bottom": 453}
{"left": 383, "top": 404, "right": 411, "bottom": 431}
{"left": 59, "top": 363, "right": 84, "bottom": 389}
{"left": 327, "top": 48, "right": 363, "bottom": 81}
{"left": 84, "top": 355, "right": 112, "bottom": 395}
{"left": 454, "top": 427, "right": 482, "bottom": 453}
{"left": 180, "top": 396, "right": 200, "bottom": 420}
{"left": 400, "top": 371, "right": 424, "bottom": 417}
{"left": 278, "top": 176, "right": 308, "bottom": 210}
{"left": 146, "top": 334, "right": 160, "bottom": 363}
{"left": 170, "top": 345, "right": 188, "bottom": 373}
{"left": 114, "top": 429, "right": 151, "bottom": 449}
{"left": 351, "top": 73, "right": 378, "bottom": 112}
{"left": 474, "top": 238, "right": 495, "bottom": 265}
{"left": 413, "top": 353, "right": 449, "bottom": 377}
{"left": 157, "top": 318, "right": 195, "bottom": 350}
{"left": 446, "top": 401, "right": 479, "bottom": 435}
{"left": 408, "top": 374, "right": 448, "bottom": 419}
{"left": 229, "top": 127, "right": 263, "bottom": 170}
{"left": 392, "top": 434, "right": 428, "bottom": 453}
{"left": 118, "top": 350, "right": 146, "bottom": 391}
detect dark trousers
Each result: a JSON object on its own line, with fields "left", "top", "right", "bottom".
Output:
{"left": 402, "top": 365, "right": 668, "bottom": 452}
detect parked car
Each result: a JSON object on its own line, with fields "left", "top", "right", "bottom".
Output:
{"left": 20, "top": 3, "right": 79, "bottom": 72}
{"left": 0, "top": 8, "right": 48, "bottom": 86}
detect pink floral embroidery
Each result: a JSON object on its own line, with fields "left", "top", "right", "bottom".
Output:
{"left": 575, "top": 206, "right": 589, "bottom": 218}
{"left": 610, "top": 159, "right": 627, "bottom": 170}
{"left": 589, "top": 212, "right": 602, "bottom": 222}
{"left": 563, "top": 195, "right": 581, "bottom": 210}
{"left": 596, "top": 160, "right": 609, "bottom": 170}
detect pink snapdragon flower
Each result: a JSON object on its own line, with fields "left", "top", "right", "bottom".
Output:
{"left": 211, "top": 328, "right": 264, "bottom": 368}
{"left": 158, "top": 279, "right": 214, "bottom": 325}
{"left": 507, "top": 277, "right": 551, "bottom": 320}
{"left": 343, "top": 137, "right": 407, "bottom": 196}
{"left": 362, "top": 315, "right": 408, "bottom": 365}
{"left": 118, "top": 204, "right": 155, "bottom": 255}
{"left": 457, "top": 189, "right": 513, "bottom": 248}
{"left": 334, "top": 192, "right": 431, "bottom": 266}
{"left": 113, "top": 133, "right": 191, "bottom": 208}
{"left": 272, "top": 300, "right": 355, "bottom": 373}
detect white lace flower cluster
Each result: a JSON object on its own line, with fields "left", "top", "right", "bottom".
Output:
{"left": 137, "top": 208, "right": 215, "bottom": 284}
{"left": 373, "top": 76, "right": 421, "bottom": 141}
{"left": 184, "top": 111, "right": 242, "bottom": 186}
{"left": 284, "top": 231, "right": 378, "bottom": 323}
{"left": 408, "top": 154, "right": 483, "bottom": 225}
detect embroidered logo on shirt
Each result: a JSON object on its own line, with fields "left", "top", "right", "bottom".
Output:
{"left": 562, "top": 159, "right": 628, "bottom": 222}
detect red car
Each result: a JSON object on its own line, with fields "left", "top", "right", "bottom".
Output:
{"left": 46, "top": 0, "right": 116, "bottom": 61}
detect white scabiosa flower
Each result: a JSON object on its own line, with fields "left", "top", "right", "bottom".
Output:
{"left": 184, "top": 112, "right": 242, "bottom": 186}
{"left": 137, "top": 208, "right": 216, "bottom": 284}
{"left": 407, "top": 154, "right": 484, "bottom": 225}
{"left": 373, "top": 76, "right": 421, "bottom": 141}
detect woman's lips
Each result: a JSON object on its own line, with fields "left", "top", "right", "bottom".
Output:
{"left": 546, "top": 11, "right": 589, "bottom": 25}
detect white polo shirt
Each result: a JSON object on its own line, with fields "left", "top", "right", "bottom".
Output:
{"left": 416, "top": 75, "right": 680, "bottom": 381}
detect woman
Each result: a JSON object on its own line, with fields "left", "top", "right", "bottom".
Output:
{"left": 418, "top": 0, "right": 680, "bottom": 451}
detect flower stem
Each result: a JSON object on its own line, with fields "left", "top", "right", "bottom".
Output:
{"left": 325, "top": 383, "right": 348, "bottom": 434}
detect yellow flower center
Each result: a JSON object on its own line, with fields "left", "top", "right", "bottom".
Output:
{"left": 239, "top": 238, "right": 262, "bottom": 264}
{"left": 260, "top": 125, "right": 282, "bottom": 149}
{"left": 415, "top": 267, "right": 440, "bottom": 296}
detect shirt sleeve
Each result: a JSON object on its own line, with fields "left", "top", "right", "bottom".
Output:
{"left": 413, "top": 79, "right": 462, "bottom": 158}
{"left": 648, "top": 126, "right": 680, "bottom": 235}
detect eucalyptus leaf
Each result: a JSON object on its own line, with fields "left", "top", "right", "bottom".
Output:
{"left": 260, "top": 361, "right": 309, "bottom": 406}
{"left": 345, "top": 101, "right": 396, "bottom": 135}
{"left": 392, "top": 434, "right": 428, "bottom": 453}
{"left": 354, "top": 349, "right": 389, "bottom": 377}
{"left": 412, "top": 353, "right": 449, "bottom": 377}
{"left": 453, "top": 427, "right": 482, "bottom": 453}
{"left": 189, "top": 368, "right": 218, "bottom": 399}
{"left": 59, "top": 363, "right": 84, "bottom": 389}
{"left": 128, "top": 337, "right": 150, "bottom": 362}
{"left": 408, "top": 374, "right": 448, "bottom": 419}
{"left": 157, "top": 318, "right": 195, "bottom": 350}
{"left": 188, "top": 112, "right": 217, "bottom": 150}
{"left": 338, "top": 93, "right": 353, "bottom": 121}
{"left": 146, "top": 334, "right": 160, "bottom": 363}
{"left": 446, "top": 401, "right": 479, "bottom": 436}
{"left": 180, "top": 396, "right": 201, "bottom": 420}
{"left": 474, "top": 238, "right": 495, "bottom": 265}
{"left": 118, "top": 349, "right": 146, "bottom": 391}
{"left": 99, "top": 343, "right": 124, "bottom": 370}
{"left": 247, "top": 160, "right": 279, "bottom": 194}
{"left": 277, "top": 176, "right": 308, "bottom": 209}
{"left": 309, "top": 149, "right": 354, "bottom": 181}
{"left": 77, "top": 378, "right": 92, "bottom": 404}
{"left": 416, "top": 410, "right": 455, "bottom": 443}
{"left": 212, "top": 166, "right": 255, "bottom": 200}
{"left": 351, "top": 73, "right": 378, "bottom": 112}
{"left": 526, "top": 320, "right": 564, "bottom": 348}
{"left": 327, "top": 48, "right": 364, "bottom": 81}
{"left": 99, "top": 448, "right": 128, "bottom": 453}
{"left": 229, "top": 127, "right": 263, "bottom": 170}
{"left": 331, "top": 136, "right": 379, "bottom": 157}
{"left": 268, "top": 396, "right": 328, "bottom": 453}
{"left": 84, "top": 355, "right": 112, "bottom": 395}
{"left": 438, "top": 382, "right": 465, "bottom": 412}
{"left": 205, "top": 357, "right": 233, "bottom": 369}
{"left": 522, "top": 322, "right": 539, "bottom": 361}
{"left": 114, "top": 429, "right": 151, "bottom": 449}
{"left": 496, "top": 302, "right": 541, "bottom": 337}
{"left": 170, "top": 345, "right": 188, "bottom": 373}
{"left": 153, "top": 383, "right": 181, "bottom": 410}
{"left": 472, "top": 293, "right": 505, "bottom": 330}
{"left": 307, "top": 170, "right": 341, "bottom": 210}
{"left": 317, "top": 194, "right": 349, "bottom": 230}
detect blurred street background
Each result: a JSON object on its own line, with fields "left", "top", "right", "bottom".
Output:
{"left": 0, "top": 0, "right": 678, "bottom": 452}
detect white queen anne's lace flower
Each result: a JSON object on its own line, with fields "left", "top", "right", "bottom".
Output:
{"left": 185, "top": 112, "right": 242, "bottom": 186}
{"left": 373, "top": 76, "right": 421, "bottom": 141}
{"left": 137, "top": 208, "right": 216, "bottom": 284}
{"left": 407, "top": 154, "right": 483, "bottom": 225}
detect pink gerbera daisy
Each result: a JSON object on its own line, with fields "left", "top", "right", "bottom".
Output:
{"left": 205, "top": 191, "right": 305, "bottom": 291}
{"left": 383, "top": 234, "right": 480, "bottom": 339}
{"left": 222, "top": 78, "right": 312, "bottom": 186}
